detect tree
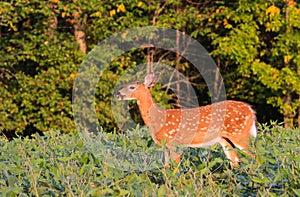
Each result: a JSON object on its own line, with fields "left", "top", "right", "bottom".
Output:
{"left": 0, "top": 0, "right": 81, "bottom": 134}
{"left": 2, "top": 0, "right": 298, "bottom": 136}
{"left": 210, "top": 0, "right": 300, "bottom": 128}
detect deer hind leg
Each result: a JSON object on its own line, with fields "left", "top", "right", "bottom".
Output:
{"left": 219, "top": 138, "right": 241, "bottom": 167}
{"left": 164, "top": 145, "right": 181, "bottom": 168}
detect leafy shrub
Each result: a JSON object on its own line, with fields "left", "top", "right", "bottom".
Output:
{"left": 0, "top": 124, "right": 299, "bottom": 196}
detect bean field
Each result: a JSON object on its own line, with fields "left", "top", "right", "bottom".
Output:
{"left": 0, "top": 123, "right": 299, "bottom": 196}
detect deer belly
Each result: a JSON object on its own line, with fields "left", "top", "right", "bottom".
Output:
{"left": 188, "top": 136, "right": 221, "bottom": 148}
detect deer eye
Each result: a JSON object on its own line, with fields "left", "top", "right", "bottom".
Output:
{"left": 129, "top": 86, "right": 136, "bottom": 90}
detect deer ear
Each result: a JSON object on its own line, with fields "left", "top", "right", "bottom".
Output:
{"left": 143, "top": 73, "right": 160, "bottom": 87}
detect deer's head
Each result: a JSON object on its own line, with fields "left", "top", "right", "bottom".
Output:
{"left": 116, "top": 73, "right": 160, "bottom": 101}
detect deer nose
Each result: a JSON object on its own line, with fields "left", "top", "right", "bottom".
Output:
{"left": 115, "top": 91, "right": 124, "bottom": 100}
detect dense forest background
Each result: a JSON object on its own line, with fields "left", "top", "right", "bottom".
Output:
{"left": 1, "top": 0, "right": 300, "bottom": 136}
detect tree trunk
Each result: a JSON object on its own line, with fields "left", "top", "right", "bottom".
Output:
{"left": 284, "top": 116, "right": 293, "bottom": 129}
{"left": 73, "top": 8, "right": 87, "bottom": 55}
{"left": 47, "top": 10, "right": 57, "bottom": 40}
{"left": 74, "top": 19, "right": 87, "bottom": 55}
{"left": 214, "top": 56, "right": 223, "bottom": 102}
{"left": 175, "top": 29, "right": 182, "bottom": 108}
{"left": 298, "top": 95, "right": 300, "bottom": 128}
{"left": 283, "top": 93, "right": 293, "bottom": 129}
{"left": 282, "top": 2, "right": 294, "bottom": 129}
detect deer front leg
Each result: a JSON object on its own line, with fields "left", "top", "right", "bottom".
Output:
{"left": 164, "top": 144, "right": 181, "bottom": 168}
{"left": 219, "top": 138, "right": 241, "bottom": 167}
{"left": 230, "top": 140, "right": 256, "bottom": 159}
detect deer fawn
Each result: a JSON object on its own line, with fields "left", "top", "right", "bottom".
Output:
{"left": 116, "top": 73, "right": 257, "bottom": 167}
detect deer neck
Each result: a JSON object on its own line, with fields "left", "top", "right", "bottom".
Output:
{"left": 135, "top": 86, "right": 165, "bottom": 132}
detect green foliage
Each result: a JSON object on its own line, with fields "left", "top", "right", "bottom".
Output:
{"left": 0, "top": 125, "right": 299, "bottom": 196}
{"left": 1, "top": 0, "right": 300, "bottom": 135}
{"left": 1, "top": 0, "right": 216, "bottom": 134}
{"left": 0, "top": 0, "right": 82, "bottom": 133}
{"left": 1, "top": 1, "right": 300, "bottom": 195}
{"left": 210, "top": 0, "right": 300, "bottom": 126}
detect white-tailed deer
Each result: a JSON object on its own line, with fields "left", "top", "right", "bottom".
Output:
{"left": 116, "top": 73, "right": 257, "bottom": 167}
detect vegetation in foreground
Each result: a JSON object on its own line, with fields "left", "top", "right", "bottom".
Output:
{"left": 0, "top": 123, "right": 299, "bottom": 196}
